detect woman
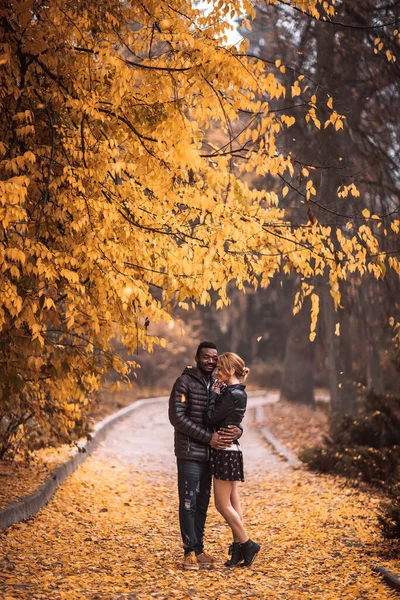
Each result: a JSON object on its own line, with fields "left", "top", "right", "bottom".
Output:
{"left": 206, "top": 352, "right": 260, "bottom": 568}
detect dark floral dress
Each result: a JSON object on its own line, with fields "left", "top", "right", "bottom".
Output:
{"left": 210, "top": 445, "right": 244, "bottom": 482}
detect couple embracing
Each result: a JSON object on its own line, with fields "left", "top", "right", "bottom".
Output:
{"left": 168, "top": 341, "right": 260, "bottom": 570}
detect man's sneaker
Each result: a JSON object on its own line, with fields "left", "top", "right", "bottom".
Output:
{"left": 183, "top": 552, "right": 199, "bottom": 571}
{"left": 196, "top": 551, "right": 214, "bottom": 569}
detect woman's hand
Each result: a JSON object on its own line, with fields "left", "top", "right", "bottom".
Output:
{"left": 211, "top": 379, "right": 227, "bottom": 394}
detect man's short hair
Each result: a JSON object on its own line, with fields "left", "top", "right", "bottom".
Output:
{"left": 196, "top": 341, "right": 217, "bottom": 357}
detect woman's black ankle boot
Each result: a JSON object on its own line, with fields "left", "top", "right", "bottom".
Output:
{"left": 240, "top": 539, "right": 261, "bottom": 567}
{"left": 224, "top": 542, "right": 243, "bottom": 567}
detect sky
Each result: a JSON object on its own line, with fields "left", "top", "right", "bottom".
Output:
{"left": 196, "top": 0, "right": 245, "bottom": 47}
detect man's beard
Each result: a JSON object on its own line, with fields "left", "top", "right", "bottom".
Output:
{"left": 198, "top": 365, "right": 214, "bottom": 375}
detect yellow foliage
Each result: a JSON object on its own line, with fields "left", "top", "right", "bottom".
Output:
{"left": 310, "top": 293, "right": 319, "bottom": 335}
{"left": 0, "top": 0, "right": 398, "bottom": 456}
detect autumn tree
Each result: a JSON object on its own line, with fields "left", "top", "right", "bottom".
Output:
{"left": 0, "top": 0, "right": 399, "bottom": 457}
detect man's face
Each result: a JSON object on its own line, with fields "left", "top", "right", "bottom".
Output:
{"left": 195, "top": 347, "right": 218, "bottom": 375}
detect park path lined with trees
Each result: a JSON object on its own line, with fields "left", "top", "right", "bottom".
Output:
{"left": 0, "top": 395, "right": 398, "bottom": 600}
{"left": 1, "top": 0, "right": 399, "bottom": 597}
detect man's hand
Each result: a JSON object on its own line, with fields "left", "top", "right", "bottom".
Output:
{"left": 210, "top": 432, "right": 232, "bottom": 450}
{"left": 217, "top": 425, "right": 242, "bottom": 443}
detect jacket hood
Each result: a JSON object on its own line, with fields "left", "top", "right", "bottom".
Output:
{"left": 182, "top": 365, "right": 199, "bottom": 379}
{"left": 183, "top": 365, "right": 197, "bottom": 377}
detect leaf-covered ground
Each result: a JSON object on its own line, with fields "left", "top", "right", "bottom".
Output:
{"left": 0, "top": 445, "right": 72, "bottom": 510}
{"left": 259, "top": 399, "right": 329, "bottom": 457}
{"left": 1, "top": 453, "right": 398, "bottom": 600}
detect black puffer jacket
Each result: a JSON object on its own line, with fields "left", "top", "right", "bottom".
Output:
{"left": 206, "top": 384, "right": 247, "bottom": 430}
{"left": 169, "top": 366, "right": 213, "bottom": 462}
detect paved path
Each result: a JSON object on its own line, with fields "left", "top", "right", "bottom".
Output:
{"left": 95, "top": 394, "right": 287, "bottom": 476}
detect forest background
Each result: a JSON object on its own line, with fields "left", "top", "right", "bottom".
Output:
{"left": 0, "top": 0, "right": 399, "bottom": 462}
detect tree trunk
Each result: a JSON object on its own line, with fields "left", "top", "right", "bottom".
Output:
{"left": 359, "top": 280, "right": 385, "bottom": 393}
{"left": 322, "top": 284, "right": 355, "bottom": 414}
{"left": 280, "top": 292, "right": 315, "bottom": 406}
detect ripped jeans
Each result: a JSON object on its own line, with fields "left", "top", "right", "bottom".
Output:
{"left": 177, "top": 459, "right": 212, "bottom": 556}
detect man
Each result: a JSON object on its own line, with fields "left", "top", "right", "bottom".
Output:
{"left": 168, "top": 341, "right": 242, "bottom": 570}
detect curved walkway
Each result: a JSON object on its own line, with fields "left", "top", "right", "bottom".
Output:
{"left": 95, "top": 395, "right": 287, "bottom": 477}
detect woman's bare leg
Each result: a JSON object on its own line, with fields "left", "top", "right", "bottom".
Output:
{"left": 230, "top": 482, "right": 243, "bottom": 540}
{"left": 214, "top": 479, "right": 248, "bottom": 543}
{"left": 230, "top": 482, "right": 242, "bottom": 519}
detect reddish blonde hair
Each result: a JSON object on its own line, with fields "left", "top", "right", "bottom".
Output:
{"left": 217, "top": 352, "right": 250, "bottom": 382}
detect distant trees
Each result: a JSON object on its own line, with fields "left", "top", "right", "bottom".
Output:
{"left": 231, "top": 0, "right": 400, "bottom": 409}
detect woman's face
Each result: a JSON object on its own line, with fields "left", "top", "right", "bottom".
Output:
{"left": 214, "top": 364, "right": 231, "bottom": 383}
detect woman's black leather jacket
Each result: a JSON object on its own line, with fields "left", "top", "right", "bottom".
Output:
{"left": 205, "top": 383, "right": 247, "bottom": 430}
